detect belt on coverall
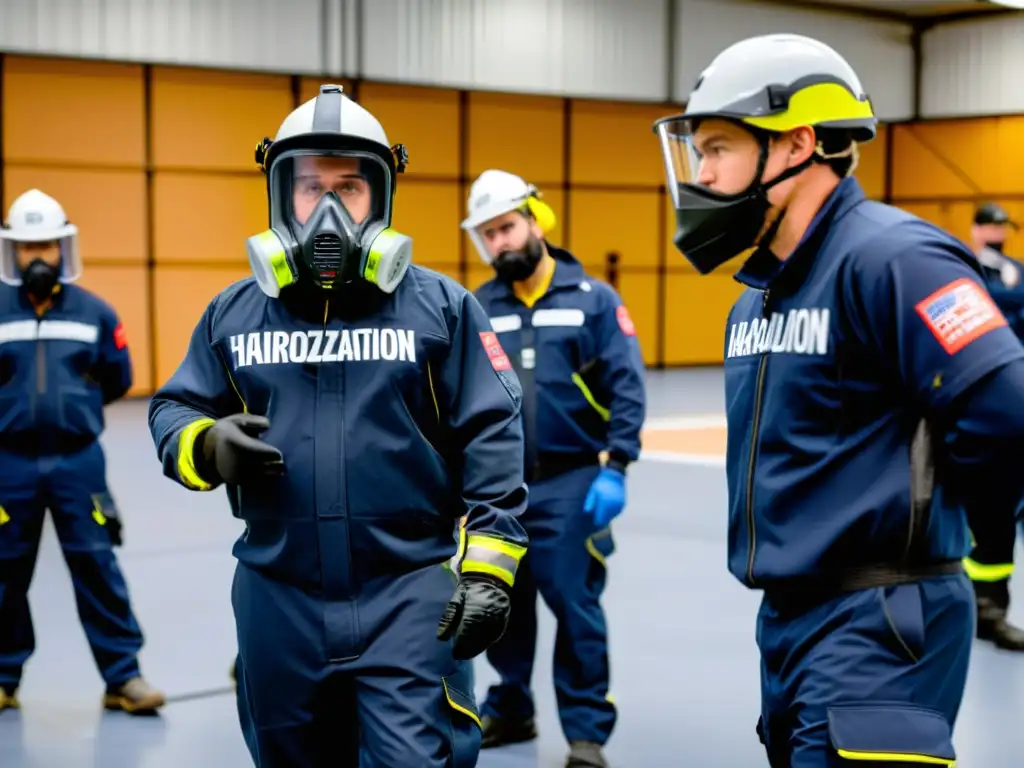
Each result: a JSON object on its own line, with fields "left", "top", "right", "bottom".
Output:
{"left": 763, "top": 560, "right": 963, "bottom": 613}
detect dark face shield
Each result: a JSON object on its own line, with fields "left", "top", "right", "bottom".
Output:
{"left": 654, "top": 116, "right": 775, "bottom": 274}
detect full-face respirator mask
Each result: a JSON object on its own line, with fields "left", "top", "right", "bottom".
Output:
{"left": 244, "top": 85, "right": 413, "bottom": 299}
{"left": 245, "top": 149, "right": 412, "bottom": 298}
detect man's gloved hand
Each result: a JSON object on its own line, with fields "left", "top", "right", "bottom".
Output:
{"left": 195, "top": 414, "right": 285, "bottom": 486}
{"left": 436, "top": 573, "right": 511, "bottom": 660}
{"left": 584, "top": 467, "right": 626, "bottom": 528}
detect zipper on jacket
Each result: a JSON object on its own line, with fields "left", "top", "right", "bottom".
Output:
{"left": 744, "top": 289, "right": 770, "bottom": 586}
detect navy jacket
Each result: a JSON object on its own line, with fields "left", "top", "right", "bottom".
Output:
{"left": 723, "top": 178, "right": 1024, "bottom": 587}
{"left": 474, "top": 246, "right": 646, "bottom": 476}
{"left": 148, "top": 268, "right": 530, "bottom": 596}
{"left": 976, "top": 246, "right": 1024, "bottom": 341}
{"left": 0, "top": 283, "right": 132, "bottom": 453}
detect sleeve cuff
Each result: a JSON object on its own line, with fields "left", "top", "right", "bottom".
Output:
{"left": 460, "top": 534, "right": 527, "bottom": 587}
{"left": 176, "top": 418, "right": 217, "bottom": 491}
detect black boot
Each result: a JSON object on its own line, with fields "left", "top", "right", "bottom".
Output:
{"left": 977, "top": 598, "right": 1024, "bottom": 651}
{"left": 566, "top": 740, "right": 609, "bottom": 767}
{"left": 480, "top": 714, "right": 537, "bottom": 748}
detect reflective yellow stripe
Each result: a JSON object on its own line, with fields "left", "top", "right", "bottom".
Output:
{"left": 176, "top": 418, "right": 217, "bottom": 491}
{"left": 963, "top": 557, "right": 1014, "bottom": 582}
{"left": 571, "top": 373, "right": 610, "bottom": 421}
{"left": 836, "top": 749, "right": 954, "bottom": 766}
{"left": 586, "top": 536, "right": 607, "bottom": 566}
{"left": 0, "top": 506, "right": 9, "bottom": 525}
{"left": 442, "top": 678, "right": 482, "bottom": 729}
{"left": 223, "top": 367, "right": 248, "bottom": 413}
{"left": 427, "top": 363, "right": 440, "bottom": 423}
{"left": 461, "top": 534, "right": 527, "bottom": 587}
{"left": 91, "top": 499, "right": 107, "bottom": 526}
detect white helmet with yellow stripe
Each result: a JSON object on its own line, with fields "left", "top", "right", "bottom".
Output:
{"left": 653, "top": 33, "right": 877, "bottom": 275}
{"left": 461, "top": 170, "right": 557, "bottom": 265}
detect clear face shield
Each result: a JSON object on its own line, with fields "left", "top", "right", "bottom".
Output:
{"left": 0, "top": 227, "right": 81, "bottom": 288}
{"left": 655, "top": 117, "right": 769, "bottom": 205}
{"left": 245, "top": 148, "right": 413, "bottom": 298}
{"left": 465, "top": 195, "right": 532, "bottom": 266}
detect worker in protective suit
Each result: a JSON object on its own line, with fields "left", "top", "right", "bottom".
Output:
{"left": 965, "top": 201, "right": 1024, "bottom": 651}
{"left": 148, "top": 84, "right": 529, "bottom": 768}
{"left": 0, "top": 189, "right": 164, "bottom": 715}
{"left": 653, "top": 34, "right": 1024, "bottom": 767}
{"left": 462, "top": 170, "right": 646, "bottom": 768}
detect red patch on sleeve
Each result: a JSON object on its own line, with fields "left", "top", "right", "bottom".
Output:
{"left": 479, "top": 331, "right": 512, "bottom": 372}
{"left": 914, "top": 277, "right": 1006, "bottom": 355}
{"left": 616, "top": 305, "right": 636, "bottom": 337}
{"left": 113, "top": 323, "right": 128, "bottom": 350}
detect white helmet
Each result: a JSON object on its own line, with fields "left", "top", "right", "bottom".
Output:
{"left": 653, "top": 33, "right": 877, "bottom": 275}
{"left": 460, "top": 170, "right": 557, "bottom": 264}
{"left": 245, "top": 84, "right": 413, "bottom": 298}
{"left": 0, "top": 189, "right": 81, "bottom": 287}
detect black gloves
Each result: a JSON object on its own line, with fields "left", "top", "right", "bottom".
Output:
{"left": 437, "top": 573, "right": 512, "bottom": 660}
{"left": 194, "top": 414, "right": 285, "bottom": 486}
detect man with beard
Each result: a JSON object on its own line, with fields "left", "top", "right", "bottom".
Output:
{"left": 0, "top": 188, "right": 165, "bottom": 714}
{"left": 965, "top": 201, "right": 1024, "bottom": 651}
{"left": 461, "top": 169, "right": 646, "bottom": 768}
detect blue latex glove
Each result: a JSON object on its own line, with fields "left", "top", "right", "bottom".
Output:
{"left": 584, "top": 467, "right": 626, "bottom": 528}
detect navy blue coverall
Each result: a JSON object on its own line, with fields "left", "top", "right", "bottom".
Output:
{"left": 723, "top": 177, "right": 1024, "bottom": 766}
{"left": 966, "top": 246, "right": 1024, "bottom": 609}
{"left": 148, "top": 268, "right": 529, "bottom": 768}
{"left": 0, "top": 283, "right": 144, "bottom": 692}
{"left": 473, "top": 246, "right": 646, "bottom": 745}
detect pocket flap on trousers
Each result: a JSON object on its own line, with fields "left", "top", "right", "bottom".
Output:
{"left": 828, "top": 705, "right": 955, "bottom": 765}
{"left": 442, "top": 674, "right": 481, "bottom": 730}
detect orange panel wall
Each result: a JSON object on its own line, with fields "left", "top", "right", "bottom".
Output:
{"left": 890, "top": 118, "right": 1024, "bottom": 253}
{"left": 75, "top": 265, "right": 152, "bottom": 395}
{"left": 357, "top": 83, "right": 461, "bottom": 180}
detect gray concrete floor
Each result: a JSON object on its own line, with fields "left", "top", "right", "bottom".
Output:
{"left": 0, "top": 368, "right": 1021, "bottom": 766}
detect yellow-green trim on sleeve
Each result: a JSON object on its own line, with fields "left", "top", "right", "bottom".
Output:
{"left": 571, "top": 373, "right": 610, "bottom": 421}
{"left": 461, "top": 534, "right": 527, "bottom": 587}
{"left": 176, "top": 418, "right": 216, "bottom": 491}
{"left": 963, "top": 557, "right": 1014, "bottom": 583}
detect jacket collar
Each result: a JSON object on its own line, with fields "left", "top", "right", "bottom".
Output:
{"left": 735, "top": 176, "right": 867, "bottom": 292}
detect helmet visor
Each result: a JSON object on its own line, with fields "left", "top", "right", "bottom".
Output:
{"left": 268, "top": 149, "right": 393, "bottom": 235}
{"left": 0, "top": 230, "right": 80, "bottom": 287}
{"left": 655, "top": 116, "right": 764, "bottom": 207}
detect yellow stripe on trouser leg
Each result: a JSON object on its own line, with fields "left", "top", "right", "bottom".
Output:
{"left": 176, "top": 418, "right": 217, "bottom": 491}
{"left": 962, "top": 558, "right": 1014, "bottom": 582}
{"left": 461, "top": 534, "right": 527, "bottom": 587}
{"left": 836, "top": 749, "right": 954, "bottom": 765}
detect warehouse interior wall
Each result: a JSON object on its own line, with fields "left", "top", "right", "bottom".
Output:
{"left": 0, "top": 51, "right": 1001, "bottom": 394}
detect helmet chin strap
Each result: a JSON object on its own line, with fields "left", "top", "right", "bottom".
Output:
{"left": 754, "top": 137, "right": 861, "bottom": 254}
{"left": 750, "top": 140, "right": 816, "bottom": 255}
